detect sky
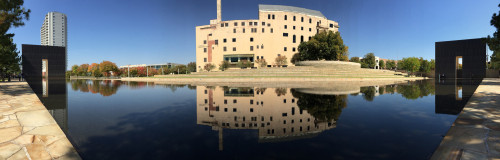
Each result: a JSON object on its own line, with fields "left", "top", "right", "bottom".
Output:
{"left": 9, "top": 0, "right": 499, "bottom": 69}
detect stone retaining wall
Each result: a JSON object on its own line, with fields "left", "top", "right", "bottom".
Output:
{"left": 295, "top": 61, "right": 361, "bottom": 69}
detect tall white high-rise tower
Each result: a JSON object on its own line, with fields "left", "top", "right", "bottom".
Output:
{"left": 41, "top": 12, "right": 67, "bottom": 47}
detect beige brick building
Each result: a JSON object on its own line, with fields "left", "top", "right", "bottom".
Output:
{"left": 196, "top": 0, "right": 339, "bottom": 72}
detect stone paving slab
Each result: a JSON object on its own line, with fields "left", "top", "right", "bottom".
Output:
{"left": 432, "top": 79, "right": 500, "bottom": 160}
{"left": 0, "top": 82, "right": 81, "bottom": 160}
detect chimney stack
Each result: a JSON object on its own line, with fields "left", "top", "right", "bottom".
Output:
{"left": 217, "top": 0, "right": 221, "bottom": 22}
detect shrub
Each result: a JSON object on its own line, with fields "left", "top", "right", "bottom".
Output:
{"left": 275, "top": 55, "right": 288, "bottom": 66}
{"left": 204, "top": 63, "right": 216, "bottom": 71}
{"left": 255, "top": 59, "right": 267, "bottom": 67}
{"left": 219, "top": 61, "right": 229, "bottom": 71}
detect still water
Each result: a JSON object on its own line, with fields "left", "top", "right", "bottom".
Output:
{"left": 33, "top": 79, "right": 481, "bottom": 160}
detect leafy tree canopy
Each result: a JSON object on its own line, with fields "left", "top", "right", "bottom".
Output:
{"left": 297, "top": 31, "right": 349, "bottom": 61}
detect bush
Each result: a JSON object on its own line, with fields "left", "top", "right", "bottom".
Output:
{"left": 275, "top": 55, "right": 288, "bottom": 66}
{"left": 204, "top": 63, "right": 216, "bottom": 71}
{"left": 350, "top": 57, "right": 360, "bottom": 63}
{"left": 219, "top": 61, "right": 229, "bottom": 71}
{"left": 255, "top": 59, "right": 267, "bottom": 67}
{"left": 237, "top": 60, "right": 252, "bottom": 68}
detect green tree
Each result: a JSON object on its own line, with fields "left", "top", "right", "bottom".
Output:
{"left": 486, "top": 4, "right": 500, "bottom": 69}
{"left": 237, "top": 60, "right": 252, "bottom": 68}
{"left": 219, "top": 60, "right": 229, "bottom": 71}
{"left": 379, "top": 60, "right": 385, "bottom": 69}
{"left": 419, "top": 59, "right": 431, "bottom": 74}
{"left": 291, "top": 89, "right": 347, "bottom": 122}
{"left": 430, "top": 59, "right": 436, "bottom": 70}
{"left": 169, "top": 64, "right": 187, "bottom": 74}
{"left": 297, "top": 31, "right": 349, "bottom": 61}
{"left": 350, "top": 57, "right": 360, "bottom": 63}
{"left": 401, "top": 57, "right": 421, "bottom": 75}
{"left": 0, "top": 0, "right": 30, "bottom": 81}
{"left": 78, "top": 64, "right": 89, "bottom": 76}
{"left": 71, "top": 65, "right": 79, "bottom": 76}
{"left": 361, "top": 53, "right": 376, "bottom": 68}
{"left": 386, "top": 60, "right": 396, "bottom": 70}
{"left": 187, "top": 62, "right": 196, "bottom": 73}
{"left": 255, "top": 58, "right": 267, "bottom": 67}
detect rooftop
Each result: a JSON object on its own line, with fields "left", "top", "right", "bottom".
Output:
{"left": 258, "top": 4, "right": 326, "bottom": 18}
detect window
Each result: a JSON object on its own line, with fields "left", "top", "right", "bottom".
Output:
{"left": 250, "top": 108, "right": 254, "bottom": 112}
{"left": 250, "top": 46, "right": 254, "bottom": 51}
{"left": 204, "top": 58, "right": 207, "bottom": 62}
{"left": 309, "top": 18, "right": 312, "bottom": 23}
{"left": 233, "top": 47, "right": 236, "bottom": 51}
{"left": 223, "top": 38, "right": 227, "bottom": 43}
{"left": 233, "top": 99, "right": 237, "bottom": 103}
{"left": 233, "top": 108, "right": 237, "bottom": 112}
{"left": 204, "top": 40, "right": 207, "bottom": 44}
{"left": 284, "top": 47, "right": 287, "bottom": 51}
{"left": 205, "top": 99, "right": 208, "bottom": 104}
{"left": 242, "top": 22, "right": 245, "bottom": 26}
{"left": 292, "top": 99, "right": 295, "bottom": 103}
{"left": 284, "top": 15, "right": 287, "bottom": 20}
{"left": 267, "top": 23, "right": 271, "bottom": 27}
{"left": 250, "top": 22, "right": 253, "bottom": 26}
{"left": 204, "top": 48, "right": 207, "bottom": 53}
{"left": 283, "top": 33, "right": 288, "bottom": 37}
{"left": 292, "top": 107, "right": 295, "bottom": 115}
{"left": 301, "top": 17, "right": 304, "bottom": 22}
{"left": 283, "top": 120, "right": 286, "bottom": 124}
{"left": 301, "top": 36, "right": 304, "bottom": 43}
{"left": 283, "top": 99, "right": 286, "bottom": 103}
{"left": 225, "top": 23, "right": 228, "bottom": 27}
{"left": 251, "top": 28, "right": 257, "bottom": 33}
{"left": 250, "top": 37, "right": 254, "bottom": 42}
{"left": 223, "top": 47, "right": 227, "bottom": 51}
{"left": 293, "top": 16, "right": 296, "bottom": 21}
{"left": 243, "top": 28, "right": 245, "bottom": 33}
{"left": 293, "top": 47, "right": 296, "bottom": 52}
{"left": 257, "top": 45, "right": 259, "bottom": 49}
{"left": 232, "top": 38, "right": 236, "bottom": 42}
{"left": 271, "top": 28, "right": 273, "bottom": 33}
{"left": 282, "top": 113, "right": 287, "bottom": 117}
{"left": 268, "top": 14, "right": 271, "bottom": 19}
{"left": 221, "top": 23, "right": 224, "bottom": 27}
{"left": 293, "top": 35, "right": 296, "bottom": 43}
{"left": 233, "top": 29, "right": 236, "bottom": 33}
{"left": 301, "top": 27, "right": 304, "bottom": 31}
{"left": 293, "top": 26, "right": 296, "bottom": 30}
{"left": 224, "top": 108, "right": 228, "bottom": 112}
{"left": 234, "top": 22, "right": 238, "bottom": 26}
{"left": 254, "top": 22, "right": 257, "bottom": 26}
{"left": 261, "top": 45, "right": 264, "bottom": 49}
{"left": 215, "top": 40, "right": 218, "bottom": 45}
{"left": 262, "top": 28, "right": 265, "bottom": 33}
{"left": 309, "top": 36, "right": 311, "bottom": 40}
{"left": 272, "top": 14, "right": 275, "bottom": 19}
{"left": 250, "top": 100, "right": 254, "bottom": 104}
{"left": 330, "top": 24, "right": 334, "bottom": 28}
{"left": 309, "top": 28, "right": 312, "bottom": 32}
{"left": 262, "top": 22, "right": 265, "bottom": 26}
{"left": 284, "top": 25, "right": 287, "bottom": 29}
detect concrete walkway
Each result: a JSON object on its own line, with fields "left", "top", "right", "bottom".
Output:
{"left": 432, "top": 78, "right": 500, "bottom": 160}
{"left": 0, "top": 82, "right": 80, "bottom": 160}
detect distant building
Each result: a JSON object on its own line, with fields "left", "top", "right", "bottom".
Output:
{"left": 41, "top": 12, "right": 67, "bottom": 47}
{"left": 196, "top": 0, "right": 339, "bottom": 72}
{"left": 358, "top": 56, "right": 381, "bottom": 69}
{"left": 118, "top": 63, "right": 182, "bottom": 70}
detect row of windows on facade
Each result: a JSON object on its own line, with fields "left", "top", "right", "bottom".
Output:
{"left": 231, "top": 27, "right": 272, "bottom": 34}
{"left": 218, "top": 122, "right": 313, "bottom": 134}
{"left": 268, "top": 14, "right": 315, "bottom": 24}
{"left": 220, "top": 21, "right": 271, "bottom": 28}
{"left": 203, "top": 33, "right": 308, "bottom": 51}
{"left": 204, "top": 97, "right": 295, "bottom": 105}
{"left": 204, "top": 107, "right": 309, "bottom": 122}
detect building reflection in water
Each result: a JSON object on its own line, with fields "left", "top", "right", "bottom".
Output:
{"left": 435, "top": 79, "right": 482, "bottom": 115}
{"left": 29, "top": 77, "right": 69, "bottom": 132}
{"left": 197, "top": 86, "right": 346, "bottom": 150}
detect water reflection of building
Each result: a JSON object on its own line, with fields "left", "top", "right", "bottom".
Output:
{"left": 197, "top": 86, "right": 338, "bottom": 150}
{"left": 435, "top": 79, "right": 482, "bottom": 115}
{"left": 31, "top": 78, "right": 69, "bottom": 132}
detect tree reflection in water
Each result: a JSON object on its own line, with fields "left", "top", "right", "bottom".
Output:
{"left": 70, "top": 80, "right": 195, "bottom": 96}
{"left": 290, "top": 89, "right": 347, "bottom": 122}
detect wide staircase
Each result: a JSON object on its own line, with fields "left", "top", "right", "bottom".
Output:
{"left": 165, "top": 66, "right": 408, "bottom": 78}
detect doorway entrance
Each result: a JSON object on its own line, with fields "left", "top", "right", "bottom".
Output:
{"left": 456, "top": 56, "right": 462, "bottom": 78}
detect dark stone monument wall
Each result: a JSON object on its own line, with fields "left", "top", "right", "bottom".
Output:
{"left": 22, "top": 44, "right": 66, "bottom": 89}
{"left": 435, "top": 38, "right": 486, "bottom": 79}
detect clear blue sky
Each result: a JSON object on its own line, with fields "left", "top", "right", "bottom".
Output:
{"left": 10, "top": 0, "right": 498, "bottom": 69}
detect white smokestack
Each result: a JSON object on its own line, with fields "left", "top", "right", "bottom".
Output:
{"left": 217, "top": 0, "right": 221, "bottom": 22}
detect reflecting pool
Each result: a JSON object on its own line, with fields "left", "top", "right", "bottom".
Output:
{"left": 32, "top": 79, "right": 481, "bottom": 160}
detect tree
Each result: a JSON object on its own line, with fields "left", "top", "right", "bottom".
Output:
{"left": 430, "top": 59, "right": 436, "bottom": 70}
{"left": 219, "top": 60, "right": 229, "bottom": 71}
{"left": 255, "top": 58, "right": 267, "bottom": 67}
{"left": 203, "top": 63, "right": 215, "bottom": 72}
{"left": 78, "top": 64, "right": 89, "bottom": 76}
{"left": 386, "top": 60, "right": 396, "bottom": 70}
{"left": 297, "top": 31, "right": 349, "bottom": 61}
{"left": 71, "top": 65, "right": 79, "bottom": 76}
{"left": 99, "top": 61, "right": 118, "bottom": 77}
{"left": 361, "top": 53, "right": 376, "bottom": 68}
{"left": 0, "top": 0, "right": 30, "bottom": 81}
{"left": 237, "top": 60, "right": 252, "bottom": 68}
{"left": 419, "top": 59, "right": 431, "bottom": 74}
{"left": 379, "top": 60, "right": 385, "bottom": 69}
{"left": 401, "top": 57, "right": 421, "bottom": 75}
{"left": 275, "top": 55, "right": 288, "bottom": 66}
{"left": 486, "top": 4, "right": 500, "bottom": 69}
{"left": 88, "top": 63, "right": 100, "bottom": 76}
{"left": 169, "top": 65, "right": 187, "bottom": 74}
{"left": 187, "top": 62, "right": 196, "bottom": 73}
{"left": 291, "top": 53, "right": 303, "bottom": 64}
{"left": 291, "top": 89, "right": 347, "bottom": 122}
{"left": 350, "top": 57, "right": 360, "bottom": 63}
